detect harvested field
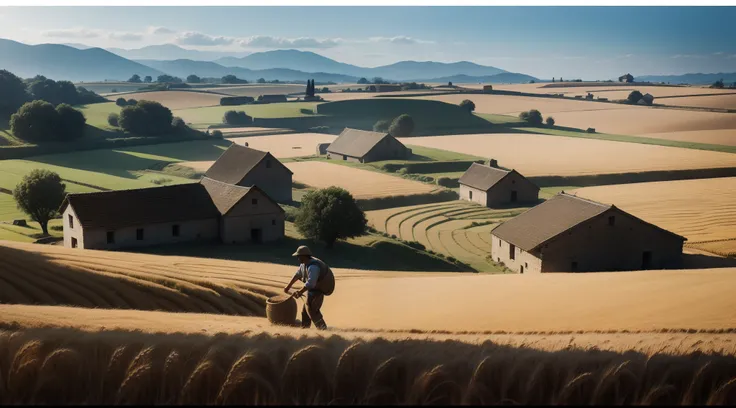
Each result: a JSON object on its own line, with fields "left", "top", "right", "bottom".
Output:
{"left": 494, "top": 83, "right": 728, "bottom": 98}
{"left": 105, "top": 91, "right": 223, "bottom": 110}
{"left": 284, "top": 161, "right": 438, "bottom": 199}
{"left": 228, "top": 132, "right": 337, "bottom": 158}
{"left": 658, "top": 94, "right": 736, "bottom": 110}
{"left": 573, "top": 177, "right": 736, "bottom": 257}
{"left": 172, "top": 102, "right": 320, "bottom": 126}
{"left": 400, "top": 133, "right": 736, "bottom": 177}
{"left": 197, "top": 84, "right": 305, "bottom": 97}
{"left": 641, "top": 129, "right": 736, "bottom": 147}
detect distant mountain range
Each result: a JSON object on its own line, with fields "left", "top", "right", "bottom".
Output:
{"left": 420, "top": 73, "right": 538, "bottom": 84}
{"left": 109, "top": 44, "right": 251, "bottom": 62}
{"left": 637, "top": 72, "right": 736, "bottom": 85}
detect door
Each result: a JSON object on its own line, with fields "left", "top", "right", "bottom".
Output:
{"left": 250, "top": 228, "right": 262, "bottom": 243}
{"left": 511, "top": 191, "right": 518, "bottom": 203}
{"left": 642, "top": 251, "right": 652, "bottom": 269}
{"left": 509, "top": 243, "right": 516, "bottom": 260}
{"left": 71, "top": 237, "right": 78, "bottom": 248}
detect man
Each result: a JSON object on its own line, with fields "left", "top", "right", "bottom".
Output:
{"left": 284, "top": 245, "right": 329, "bottom": 330}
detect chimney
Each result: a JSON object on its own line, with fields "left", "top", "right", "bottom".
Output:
{"left": 488, "top": 159, "right": 498, "bottom": 168}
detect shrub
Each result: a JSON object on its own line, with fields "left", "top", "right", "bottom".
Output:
{"left": 391, "top": 234, "right": 397, "bottom": 239}
{"left": 711, "top": 79, "right": 724, "bottom": 89}
{"left": 300, "top": 108, "right": 314, "bottom": 115}
{"left": 459, "top": 99, "right": 476, "bottom": 113}
{"left": 546, "top": 116, "right": 555, "bottom": 126}
{"left": 373, "top": 119, "right": 391, "bottom": 132}
{"left": 518, "top": 111, "right": 529, "bottom": 121}
{"left": 447, "top": 256, "right": 457, "bottom": 263}
{"left": 150, "top": 177, "right": 173, "bottom": 185}
{"left": 115, "top": 98, "right": 127, "bottom": 107}
{"left": 295, "top": 186, "right": 367, "bottom": 247}
{"left": 586, "top": 127, "right": 596, "bottom": 133}
{"left": 128, "top": 74, "right": 142, "bottom": 83}
{"left": 186, "top": 74, "right": 201, "bottom": 83}
{"left": 13, "top": 169, "right": 66, "bottom": 235}
{"left": 627, "top": 90, "right": 643, "bottom": 104}
{"left": 55, "top": 103, "right": 87, "bottom": 140}
{"left": 10, "top": 101, "right": 59, "bottom": 142}
{"left": 526, "top": 109, "right": 543, "bottom": 125}
{"left": 388, "top": 114, "right": 415, "bottom": 137}
{"left": 210, "top": 130, "right": 224, "bottom": 139}
{"left": 172, "top": 117, "right": 187, "bottom": 130}
{"left": 119, "top": 100, "right": 174, "bottom": 136}
{"left": 437, "top": 177, "right": 459, "bottom": 188}
{"left": 127, "top": 99, "right": 138, "bottom": 106}
{"left": 222, "top": 75, "right": 247, "bottom": 84}
{"left": 223, "top": 110, "right": 252, "bottom": 125}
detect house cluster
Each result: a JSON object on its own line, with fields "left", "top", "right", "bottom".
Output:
{"left": 61, "top": 144, "right": 293, "bottom": 250}
{"left": 457, "top": 160, "right": 685, "bottom": 273}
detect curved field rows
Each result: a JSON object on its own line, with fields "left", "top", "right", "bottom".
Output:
{"left": 106, "top": 91, "right": 223, "bottom": 110}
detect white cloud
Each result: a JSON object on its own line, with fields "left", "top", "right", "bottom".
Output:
{"left": 368, "top": 36, "right": 434, "bottom": 45}
{"left": 239, "top": 35, "right": 341, "bottom": 49}
{"left": 42, "top": 28, "right": 100, "bottom": 39}
{"left": 108, "top": 32, "right": 143, "bottom": 42}
{"left": 671, "top": 54, "right": 706, "bottom": 59}
{"left": 714, "top": 51, "right": 724, "bottom": 55}
{"left": 149, "top": 26, "right": 175, "bottom": 35}
{"left": 175, "top": 31, "right": 234, "bottom": 46}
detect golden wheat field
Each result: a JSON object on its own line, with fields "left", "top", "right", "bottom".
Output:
{"left": 493, "top": 83, "right": 726, "bottom": 98}
{"left": 400, "top": 133, "right": 736, "bottom": 177}
{"left": 196, "top": 84, "right": 305, "bottom": 97}
{"left": 284, "top": 161, "right": 439, "bottom": 199}
{"left": 573, "top": 177, "right": 736, "bottom": 257}
{"left": 641, "top": 130, "right": 736, "bottom": 147}
{"left": 228, "top": 132, "right": 337, "bottom": 157}
{"left": 105, "top": 91, "right": 223, "bottom": 110}
{"left": 658, "top": 94, "right": 736, "bottom": 110}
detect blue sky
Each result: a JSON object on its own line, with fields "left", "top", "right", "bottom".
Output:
{"left": 1, "top": 6, "right": 734, "bottom": 79}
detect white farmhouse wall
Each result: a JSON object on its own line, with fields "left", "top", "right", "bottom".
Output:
{"left": 459, "top": 184, "right": 487, "bottom": 206}
{"left": 81, "top": 218, "right": 219, "bottom": 250}
{"left": 62, "top": 205, "right": 84, "bottom": 248}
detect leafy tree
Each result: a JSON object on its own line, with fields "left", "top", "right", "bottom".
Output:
{"left": 372, "top": 77, "right": 387, "bottom": 85}
{"left": 257, "top": 78, "right": 267, "bottom": 84}
{"left": 223, "top": 110, "right": 252, "bottom": 125}
{"left": 128, "top": 74, "right": 142, "bottom": 83}
{"left": 119, "top": 100, "right": 174, "bottom": 136}
{"left": 459, "top": 99, "right": 476, "bottom": 113}
{"left": 389, "top": 114, "right": 415, "bottom": 137}
{"left": 448, "top": 81, "right": 453, "bottom": 87}
{"left": 56, "top": 103, "right": 86, "bottom": 140}
{"left": 526, "top": 109, "right": 543, "bottom": 125}
{"left": 0, "top": 69, "right": 29, "bottom": 117}
{"left": 321, "top": 87, "right": 329, "bottom": 93}
{"left": 157, "top": 74, "right": 180, "bottom": 83}
{"left": 210, "top": 129, "right": 223, "bottom": 139}
{"left": 222, "top": 74, "right": 247, "bottom": 84}
{"left": 172, "top": 116, "right": 187, "bottom": 130}
{"left": 143, "top": 76, "right": 152, "bottom": 83}
{"left": 107, "top": 112, "right": 119, "bottom": 127}
{"left": 127, "top": 99, "right": 138, "bottom": 106}
{"left": 28, "top": 78, "right": 77, "bottom": 105}
{"left": 295, "top": 186, "right": 367, "bottom": 248}
{"left": 373, "top": 119, "right": 391, "bottom": 132}
{"left": 115, "top": 97, "right": 127, "bottom": 107}
{"left": 518, "top": 111, "right": 530, "bottom": 121}
{"left": 545, "top": 116, "right": 555, "bottom": 126}
{"left": 186, "top": 74, "right": 201, "bottom": 83}
{"left": 357, "top": 77, "right": 369, "bottom": 84}
{"left": 712, "top": 78, "right": 724, "bottom": 89}
{"left": 305, "top": 79, "right": 315, "bottom": 98}
{"left": 13, "top": 169, "right": 66, "bottom": 236}
{"left": 627, "top": 90, "right": 643, "bottom": 104}
{"left": 10, "top": 101, "right": 60, "bottom": 142}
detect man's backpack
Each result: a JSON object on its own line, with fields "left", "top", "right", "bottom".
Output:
{"left": 309, "top": 257, "right": 335, "bottom": 296}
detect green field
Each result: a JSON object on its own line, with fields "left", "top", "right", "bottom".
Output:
{"left": 77, "top": 102, "right": 122, "bottom": 130}
{"left": 173, "top": 102, "right": 321, "bottom": 126}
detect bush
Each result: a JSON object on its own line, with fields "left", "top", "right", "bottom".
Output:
{"left": 107, "top": 113, "right": 119, "bottom": 127}
{"left": 518, "top": 111, "right": 529, "bottom": 121}
{"left": 222, "top": 75, "right": 247, "bottom": 84}
{"left": 127, "top": 99, "right": 138, "bottom": 106}
{"left": 300, "top": 108, "right": 314, "bottom": 115}
{"left": 437, "top": 177, "right": 459, "bottom": 188}
{"left": 55, "top": 104, "right": 87, "bottom": 140}
{"left": 711, "top": 79, "right": 724, "bottom": 89}
{"left": 210, "top": 130, "right": 224, "bottom": 139}
{"left": 459, "top": 99, "right": 476, "bottom": 113}
{"left": 10, "top": 101, "right": 85, "bottom": 142}
{"left": 527, "top": 109, "right": 543, "bottom": 125}
{"left": 295, "top": 186, "right": 367, "bottom": 247}
{"left": 586, "top": 127, "right": 596, "bottom": 133}
{"left": 186, "top": 74, "right": 201, "bottom": 83}
{"left": 223, "top": 110, "right": 252, "bottom": 125}
{"left": 13, "top": 169, "right": 66, "bottom": 236}
{"left": 373, "top": 119, "right": 391, "bottom": 132}
{"left": 627, "top": 90, "right": 643, "bottom": 104}
{"left": 119, "top": 100, "right": 174, "bottom": 136}
{"left": 172, "top": 117, "right": 187, "bottom": 130}
{"left": 388, "top": 114, "right": 415, "bottom": 137}
{"left": 308, "top": 126, "right": 330, "bottom": 133}
{"left": 115, "top": 97, "right": 127, "bottom": 107}
{"left": 546, "top": 116, "right": 555, "bottom": 126}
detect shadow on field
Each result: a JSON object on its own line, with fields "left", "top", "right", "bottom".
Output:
{"left": 681, "top": 253, "right": 736, "bottom": 269}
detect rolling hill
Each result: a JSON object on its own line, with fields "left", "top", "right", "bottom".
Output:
{"left": 637, "top": 72, "right": 736, "bottom": 85}
{"left": 422, "top": 72, "right": 538, "bottom": 84}
{"left": 109, "top": 44, "right": 250, "bottom": 61}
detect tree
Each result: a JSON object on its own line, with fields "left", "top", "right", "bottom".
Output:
{"left": 389, "top": 114, "right": 415, "bottom": 137}
{"left": 27, "top": 78, "right": 79, "bottom": 106}
{"left": 157, "top": 74, "right": 180, "bottom": 83}
{"left": 459, "top": 99, "right": 476, "bottom": 113}
{"left": 13, "top": 169, "right": 66, "bottom": 236}
{"left": 10, "top": 101, "right": 60, "bottom": 142}
{"left": 552, "top": 77, "right": 555, "bottom": 82}
{"left": 107, "top": 112, "right": 119, "bottom": 127}
{"left": 627, "top": 90, "right": 643, "bottom": 104}
{"left": 257, "top": 78, "right": 267, "bottom": 84}
{"left": 144, "top": 76, "right": 152, "bottom": 83}
{"left": 223, "top": 110, "right": 252, "bottom": 125}
{"left": 518, "top": 111, "right": 530, "bottom": 121}
{"left": 56, "top": 104, "right": 86, "bottom": 140}
{"left": 172, "top": 117, "right": 187, "bottom": 131}
{"left": 712, "top": 78, "right": 725, "bottom": 89}
{"left": 448, "top": 81, "right": 453, "bottom": 87}
{"left": 128, "top": 74, "right": 142, "bottom": 83}
{"left": 373, "top": 119, "right": 391, "bottom": 132}
{"left": 305, "top": 79, "right": 315, "bottom": 98}
{"left": 119, "top": 100, "right": 174, "bottom": 136}
{"left": 115, "top": 97, "right": 127, "bottom": 107}
{"left": 0, "top": 69, "right": 28, "bottom": 117}
{"left": 127, "top": 99, "right": 138, "bottom": 106}
{"left": 372, "top": 77, "right": 387, "bottom": 85}
{"left": 295, "top": 186, "right": 367, "bottom": 248}
{"left": 545, "top": 116, "right": 555, "bottom": 126}
{"left": 357, "top": 77, "right": 369, "bottom": 84}
{"left": 222, "top": 74, "right": 246, "bottom": 84}
{"left": 526, "top": 109, "right": 543, "bottom": 125}
{"left": 186, "top": 74, "right": 201, "bottom": 83}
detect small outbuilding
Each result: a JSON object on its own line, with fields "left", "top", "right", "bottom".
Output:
{"left": 205, "top": 144, "right": 293, "bottom": 203}
{"left": 257, "top": 94, "right": 288, "bottom": 103}
{"left": 619, "top": 73, "right": 634, "bottom": 83}
{"left": 458, "top": 162, "right": 539, "bottom": 207}
{"left": 490, "top": 193, "right": 685, "bottom": 273}
{"left": 326, "top": 128, "right": 411, "bottom": 163}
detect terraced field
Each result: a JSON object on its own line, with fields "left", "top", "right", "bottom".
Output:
{"left": 366, "top": 201, "right": 529, "bottom": 271}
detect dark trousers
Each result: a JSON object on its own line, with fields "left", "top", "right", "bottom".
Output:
{"left": 301, "top": 291, "right": 327, "bottom": 330}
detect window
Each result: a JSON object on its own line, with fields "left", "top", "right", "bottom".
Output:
{"left": 469, "top": 190, "right": 473, "bottom": 200}
{"left": 342, "top": 155, "right": 347, "bottom": 161}
{"left": 68, "top": 214, "right": 74, "bottom": 228}
{"left": 499, "top": 239, "right": 502, "bottom": 246}
{"left": 252, "top": 198, "right": 258, "bottom": 205}
{"left": 509, "top": 244, "right": 516, "bottom": 260}
{"left": 136, "top": 228, "right": 144, "bottom": 241}
{"left": 266, "top": 159, "right": 271, "bottom": 168}
{"left": 107, "top": 231, "right": 115, "bottom": 244}
{"left": 520, "top": 266, "right": 524, "bottom": 274}
{"left": 525, "top": 262, "right": 528, "bottom": 268}
{"left": 172, "top": 225, "right": 180, "bottom": 237}
{"left": 571, "top": 261, "right": 578, "bottom": 272}
{"left": 71, "top": 237, "right": 78, "bottom": 248}
{"left": 271, "top": 219, "right": 276, "bottom": 226}
{"left": 608, "top": 216, "right": 616, "bottom": 226}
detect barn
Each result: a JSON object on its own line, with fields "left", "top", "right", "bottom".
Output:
{"left": 326, "top": 128, "right": 411, "bottom": 163}
{"left": 257, "top": 94, "right": 288, "bottom": 103}
{"left": 458, "top": 162, "right": 539, "bottom": 207}
{"left": 205, "top": 144, "right": 293, "bottom": 203}
{"left": 490, "top": 193, "right": 685, "bottom": 273}
{"left": 60, "top": 178, "right": 285, "bottom": 250}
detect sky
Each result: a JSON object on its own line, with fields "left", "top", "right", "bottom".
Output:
{"left": 0, "top": 6, "right": 735, "bottom": 79}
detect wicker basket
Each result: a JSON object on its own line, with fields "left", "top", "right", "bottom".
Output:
{"left": 266, "top": 294, "right": 297, "bottom": 326}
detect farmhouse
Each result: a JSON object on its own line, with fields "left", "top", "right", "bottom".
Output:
{"left": 619, "top": 73, "right": 634, "bottom": 83}
{"left": 60, "top": 178, "right": 285, "bottom": 250}
{"left": 458, "top": 162, "right": 539, "bottom": 207}
{"left": 205, "top": 144, "right": 293, "bottom": 202}
{"left": 327, "top": 128, "right": 411, "bottom": 163}
{"left": 490, "top": 193, "right": 685, "bottom": 273}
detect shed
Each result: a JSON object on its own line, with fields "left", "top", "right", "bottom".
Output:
{"left": 326, "top": 128, "right": 411, "bottom": 163}
{"left": 458, "top": 162, "right": 539, "bottom": 207}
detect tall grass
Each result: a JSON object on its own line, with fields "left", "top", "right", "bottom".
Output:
{"left": 0, "top": 326, "right": 734, "bottom": 405}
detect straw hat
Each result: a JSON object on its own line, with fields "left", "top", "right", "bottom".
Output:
{"left": 292, "top": 245, "right": 312, "bottom": 257}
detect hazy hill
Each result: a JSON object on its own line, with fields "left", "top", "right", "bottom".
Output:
{"left": 371, "top": 60, "right": 506, "bottom": 81}
{"left": 110, "top": 44, "right": 250, "bottom": 62}
{"left": 0, "top": 38, "right": 162, "bottom": 81}
{"left": 423, "top": 72, "right": 538, "bottom": 84}
{"left": 637, "top": 72, "right": 736, "bottom": 85}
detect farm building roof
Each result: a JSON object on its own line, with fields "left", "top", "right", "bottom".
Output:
{"left": 204, "top": 144, "right": 291, "bottom": 185}
{"left": 491, "top": 193, "right": 685, "bottom": 251}
{"left": 458, "top": 163, "right": 511, "bottom": 191}
{"left": 327, "top": 128, "right": 402, "bottom": 159}
{"left": 200, "top": 176, "right": 283, "bottom": 216}
{"left": 59, "top": 183, "right": 221, "bottom": 230}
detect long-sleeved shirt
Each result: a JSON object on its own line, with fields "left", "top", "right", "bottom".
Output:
{"left": 294, "top": 263, "right": 321, "bottom": 291}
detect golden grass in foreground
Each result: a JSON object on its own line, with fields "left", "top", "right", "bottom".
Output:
{"left": 659, "top": 94, "right": 736, "bottom": 110}
{"left": 105, "top": 91, "right": 223, "bottom": 110}
{"left": 1, "top": 326, "right": 735, "bottom": 405}
{"left": 573, "top": 177, "right": 736, "bottom": 257}
{"left": 400, "top": 133, "right": 736, "bottom": 177}
{"left": 641, "top": 130, "right": 736, "bottom": 147}
{"left": 284, "top": 161, "right": 439, "bottom": 199}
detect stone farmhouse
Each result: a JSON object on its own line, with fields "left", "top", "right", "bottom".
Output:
{"left": 490, "top": 193, "right": 685, "bottom": 273}
{"left": 327, "top": 128, "right": 411, "bottom": 163}
{"left": 205, "top": 144, "right": 293, "bottom": 203}
{"left": 61, "top": 177, "right": 285, "bottom": 250}
{"left": 459, "top": 162, "right": 539, "bottom": 207}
